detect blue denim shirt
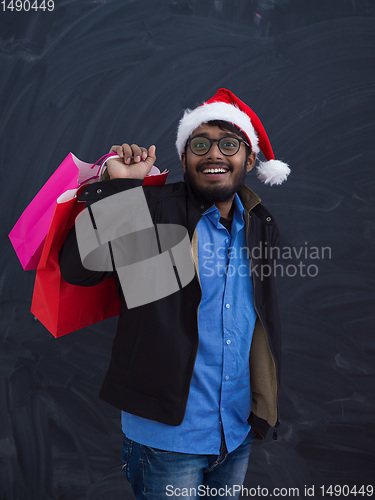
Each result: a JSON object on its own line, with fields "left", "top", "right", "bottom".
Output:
{"left": 122, "top": 193, "right": 257, "bottom": 453}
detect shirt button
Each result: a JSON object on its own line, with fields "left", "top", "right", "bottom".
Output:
{"left": 96, "top": 188, "right": 102, "bottom": 194}
{"left": 225, "top": 238, "right": 229, "bottom": 244}
{"left": 226, "top": 339, "right": 231, "bottom": 345}
{"left": 214, "top": 213, "right": 219, "bottom": 218}
{"left": 225, "top": 375, "right": 230, "bottom": 381}
{"left": 225, "top": 303, "right": 230, "bottom": 309}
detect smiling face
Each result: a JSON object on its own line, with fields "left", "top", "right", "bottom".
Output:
{"left": 181, "top": 122, "right": 256, "bottom": 204}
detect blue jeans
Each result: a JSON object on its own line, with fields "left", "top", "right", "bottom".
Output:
{"left": 122, "top": 429, "right": 256, "bottom": 499}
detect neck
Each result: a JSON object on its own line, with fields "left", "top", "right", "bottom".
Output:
{"left": 215, "top": 196, "right": 235, "bottom": 219}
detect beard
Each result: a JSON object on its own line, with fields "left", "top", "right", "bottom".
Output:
{"left": 184, "top": 160, "right": 248, "bottom": 203}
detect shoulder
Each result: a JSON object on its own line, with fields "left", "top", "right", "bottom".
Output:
{"left": 238, "top": 184, "right": 277, "bottom": 227}
{"left": 143, "top": 181, "right": 186, "bottom": 204}
{"left": 78, "top": 179, "right": 186, "bottom": 205}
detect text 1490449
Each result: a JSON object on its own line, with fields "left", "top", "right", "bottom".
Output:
{"left": 1, "top": 0, "right": 54, "bottom": 11}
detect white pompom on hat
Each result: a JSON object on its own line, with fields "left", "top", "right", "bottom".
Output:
{"left": 176, "top": 88, "right": 290, "bottom": 186}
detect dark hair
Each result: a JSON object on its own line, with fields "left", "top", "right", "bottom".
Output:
{"left": 206, "top": 120, "right": 250, "bottom": 149}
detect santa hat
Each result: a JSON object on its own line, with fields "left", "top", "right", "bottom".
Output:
{"left": 176, "top": 88, "right": 290, "bottom": 186}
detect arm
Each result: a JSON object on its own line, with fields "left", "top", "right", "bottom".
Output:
{"left": 59, "top": 222, "right": 113, "bottom": 286}
{"left": 59, "top": 143, "right": 156, "bottom": 286}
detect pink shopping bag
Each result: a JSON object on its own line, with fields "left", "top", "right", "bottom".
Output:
{"left": 9, "top": 153, "right": 168, "bottom": 271}
{"left": 8, "top": 152, "right": 116, "bottom": 270}
{"left": 9, "top": 152, "right": 169, "bottom": 271}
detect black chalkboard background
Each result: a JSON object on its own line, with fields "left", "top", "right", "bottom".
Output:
{"left": 1, "top": 0, "right": 374, "bottom": 498}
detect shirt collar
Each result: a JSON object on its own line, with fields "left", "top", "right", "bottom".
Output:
{"left": 203, "top": 193, "right": 245, "bottom": 231}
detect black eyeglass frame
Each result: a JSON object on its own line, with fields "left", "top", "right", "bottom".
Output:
{"left": 187, "top": 135, "right": 251, "bottom": 157}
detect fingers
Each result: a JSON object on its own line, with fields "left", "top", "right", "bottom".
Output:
{"left": 147, "top": 145, "right": 156, "bottom": 163}
{"left": 122, "top": 144, "right": 133, "bottom": 164}
{"left": 109, "top": 145, "right": 124, "bottom": 158}
{"left": 109, "top": 144, "right": 155, "bottom": 165}
{"left": 106, "top": 143, "right": 156, "bottom": 180}
{"left": 130, "top": 144, "right": 144, "bottom": 164}
{"left": 140, "top": 147, "right": 148, "bottom": 161}
{"left": 141, "top": 145, "right": 156, "bottom": 170}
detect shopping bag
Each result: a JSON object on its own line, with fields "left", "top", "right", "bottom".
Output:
{"left": 142, "top": 165, "right": 169, "bottom": 186}
{"left": 31, "top": 188, "right": 121, "bottom": 337}
{"left": 9, "top": 152, "right": 116, "bottom": 271}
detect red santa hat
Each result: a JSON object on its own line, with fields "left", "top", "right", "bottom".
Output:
{"left": 176, "top": 88, "right": 290, "bottom": 186}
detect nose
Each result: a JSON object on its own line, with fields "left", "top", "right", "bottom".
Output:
{"left": 207, "top": 140, "right": 224, "bottom": 159}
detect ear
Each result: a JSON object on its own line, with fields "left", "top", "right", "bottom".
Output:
{"left": 246, "top": 152, "right": 256, "bottom": 173}
{"left": 181, "top": 152, "right": 186, "bottom": 173}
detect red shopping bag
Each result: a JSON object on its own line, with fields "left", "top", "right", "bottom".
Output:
{"left": 31, "top": 187, "right": 121, "bottom": 337}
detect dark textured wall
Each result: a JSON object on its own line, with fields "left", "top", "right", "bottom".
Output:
{"left": 1, "top": 0, "right": 374, "bottom": 498}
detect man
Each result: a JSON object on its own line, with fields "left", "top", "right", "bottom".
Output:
{"left": 60, "top": 89, "right": 290, "bottom": 499}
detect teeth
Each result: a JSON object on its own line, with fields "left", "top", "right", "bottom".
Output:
{"left": 202, "top": 168, "right": 227, "bottom": 174}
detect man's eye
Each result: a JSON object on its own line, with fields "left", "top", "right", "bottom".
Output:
{"left": 221, "top": 140, "right": 237, "bottom": 148}
{"left": 193, "top": 141, "right": 208, "bottom": 149}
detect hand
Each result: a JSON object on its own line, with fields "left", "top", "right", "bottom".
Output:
{"left": 106, "top": 143, "right": 156, "bottom": 180}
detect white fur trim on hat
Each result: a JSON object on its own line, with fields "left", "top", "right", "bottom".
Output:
{"left": 176, "top": 102, "right": 260, "bottom": 156}
{"left": 257, "top": 160, "right": 291, "bottom": 186}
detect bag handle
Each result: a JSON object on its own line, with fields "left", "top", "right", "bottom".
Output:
{"left": 97, "top": 153, "right": 120, "bottom": 179}
{"left": 78, "top": 153, "right": 120, "bottom": 186}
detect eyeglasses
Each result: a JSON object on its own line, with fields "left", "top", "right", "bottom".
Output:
{"left": 187, "top": 135, "right": 250, "bottom": 156}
